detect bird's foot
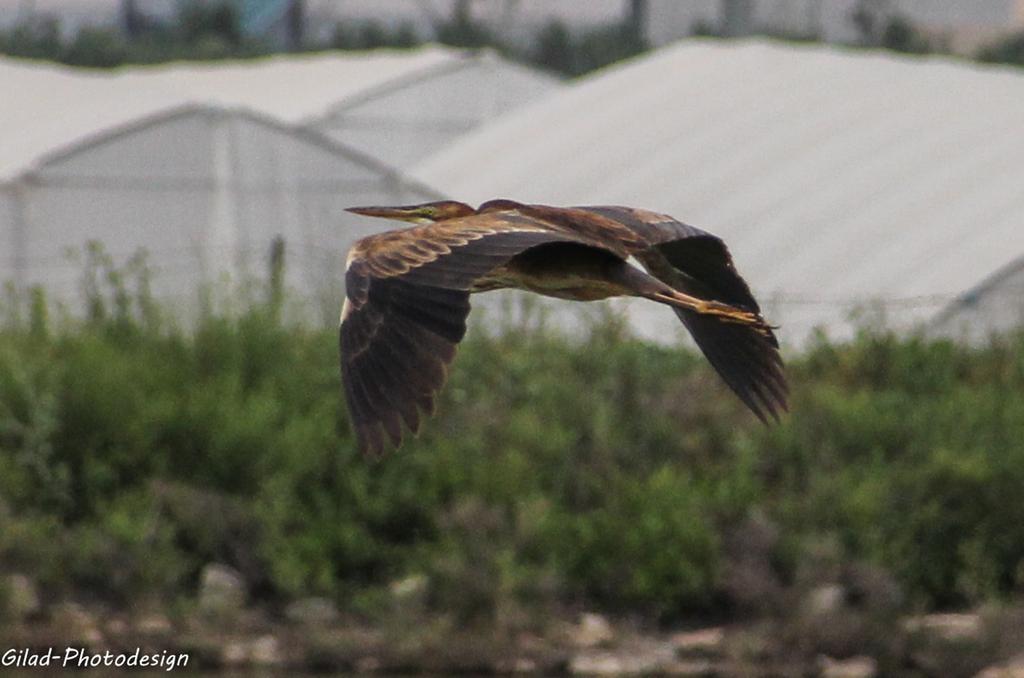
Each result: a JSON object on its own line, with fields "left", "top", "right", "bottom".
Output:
{"left": 698, "top": 301, "right": 774, "bottom": 336}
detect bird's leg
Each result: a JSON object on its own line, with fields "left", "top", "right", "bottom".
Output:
{"left": 648, "top": 290, "right": 773, "bottom": 336}
{"left": 607, "top": 260, "right": 774, "bottom": 337}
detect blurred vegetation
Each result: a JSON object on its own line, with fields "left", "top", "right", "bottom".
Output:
{"left": 0, "top": 1, "right": 270, "bottom": 66}
{"left": 978, "top": 31, "right": 1024, "bottom": 66}
{"left": 1, "top": 247, "right": 1024, "bottom": 630}
{"left": 532, "top": 19, "right": 647, "bottom": 78}
{"left": 0, "top": 0, "right": 648, "bottom": 76}
{"left": 5, "top": 0, "right": 1024, "bottom": 78}
{"left": 848, "top": 0, "right": 935, "bottom": 54}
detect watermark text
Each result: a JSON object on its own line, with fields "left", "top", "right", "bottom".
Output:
{"left": 2, "top": 647, "right": 188, "bottom": 672}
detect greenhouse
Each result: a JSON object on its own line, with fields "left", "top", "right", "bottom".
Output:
{"left": 0, "top": 103, "right": 439, "bottom": 320}
{"left": 309, "top": 49, "right": 562, "bottom": 168}
{"left": 414, "top": 39, "right": 1024, "bottom": 346}
{"left": 0, "top": 45, "right": 561, "bottom": 317}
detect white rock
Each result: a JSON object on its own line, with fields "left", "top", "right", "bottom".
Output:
{"left": 105, "top": 618, "right": 129, "bottom": 636}
{"left": 494, "top": 657, "right": 539, "bottom": 673}
{"left": 285, "top": 597, "right": 339, "bottom": 625}
{"left": 51, "top": 602, "right": 103, "bottom": 644}
{"left": 571, "top": 612, "right": 615, "bottom": 648}
{"left": 198, "top": 563, "right": 246, "bottom": 615}
{"left": 976, "top": 654, "right": 1024, "bottom": 678}
{"left": 512, "top": 657, "right": 538, "bottom": 673}
{"left": 672, "top": 627, "right": 725, "bottom": 659}
{"left": 4, "top": 574, "right": 40, "bottom": 619}
{"left": 570, "top": 652, "right": 658, "bottom": 675}
{"left": 904, "top": 612, "right": 982, "bottom": 641}
{"left": 221, "top": 640, "right": 248, "bottom": 666}
{"left": 804, "top": 584, "right": 846, "bottom": 617}
{"left": 664, "top": 658, "right": 719, "bottom": 676}
{"left": 136, "top": 613, "right": 172, "bottom": 635}
{"left": 389, "top": 574, "right": 428, "bottom": 600}
{"left": 818, "top": 655, "right": 878, "bottom": 678}
{"left": 570, "top": 642, "right": 675, "bottom": 676}
{"left": 355, "top": 656, "right": 382, "bottom": 672}
{"left": 249, "top": 635, "right": 283, "bottom": 666}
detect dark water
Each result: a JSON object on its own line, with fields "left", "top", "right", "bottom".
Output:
{"left": 0, "top": 674, "right": 472, "bottom": 678}
{"left": 1, "top": 675, "right": 360, "bottom": 678}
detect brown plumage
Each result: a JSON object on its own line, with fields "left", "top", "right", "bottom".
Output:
{"left": 341, "top": 199, "right": 787, "bottom": 457}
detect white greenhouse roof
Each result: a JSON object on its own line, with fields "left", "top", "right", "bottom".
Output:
{"left": 310, "top": 49, "right": 562, "bottom": 168}
{"left": 0, "top": 104, "right": 442, "bottom": 316}
{"left": 0, "top": 46, "right": 465, "bottom": 181}
{"left": 414, "top": 39, "right": 1024, "bottom": 345}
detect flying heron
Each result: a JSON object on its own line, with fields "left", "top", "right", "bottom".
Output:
{"left": 341, "top": 199, "right": 786, "bottom": 457}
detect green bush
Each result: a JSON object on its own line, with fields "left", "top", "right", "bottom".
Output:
{"left": 2, "top": 260, "right": 1024, "bottom": 622}
{"left": 541, "top": 466, "right": 721, "bottom": 617}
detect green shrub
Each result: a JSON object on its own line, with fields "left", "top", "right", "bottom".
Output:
{"left": 542, "top": 466, "right": 721, "bottom": 618}
{"left": 2, "top": 262, "right": 1024, "bottom": 620}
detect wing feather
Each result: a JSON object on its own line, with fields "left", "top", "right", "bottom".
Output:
{"left": 341, "top": 217, "right": 625, "bottom": 456}
{"left": 580, "top": 205, "right": 788, "bottom": 421}
{"left": 341, "top": 272, "right": 470, "bottom": 457}
{"left": 674, "top": 309, "right": 788, "bottom": 422}
{"left": 578, "top": 205, "right": 712, "bottom": 245}
{"left": 655, "top": 236, "right": 762, "bottom": 312}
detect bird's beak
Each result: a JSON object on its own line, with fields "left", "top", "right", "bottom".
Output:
{"left": 346, "top": 206, "right": 425, "bottom": 222}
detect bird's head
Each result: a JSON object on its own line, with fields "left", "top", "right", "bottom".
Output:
{"left": 346, "top": 200, "right": 476, "bottom": 224}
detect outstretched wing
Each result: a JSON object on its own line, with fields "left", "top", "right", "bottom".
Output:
{"left": 581, "top": 205, "right": 788, "bottom": 422}
{"left": 672, "top": 306, "right": 787, "bottom": 423}
{"left": 579, "top": 205, "right": 759, "bottom": 306}
{"left": 341, "top": 213, "right": 619, "bottom": 457}
{"left": 341, "top": 265, "right": 469, "bottom": 458}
